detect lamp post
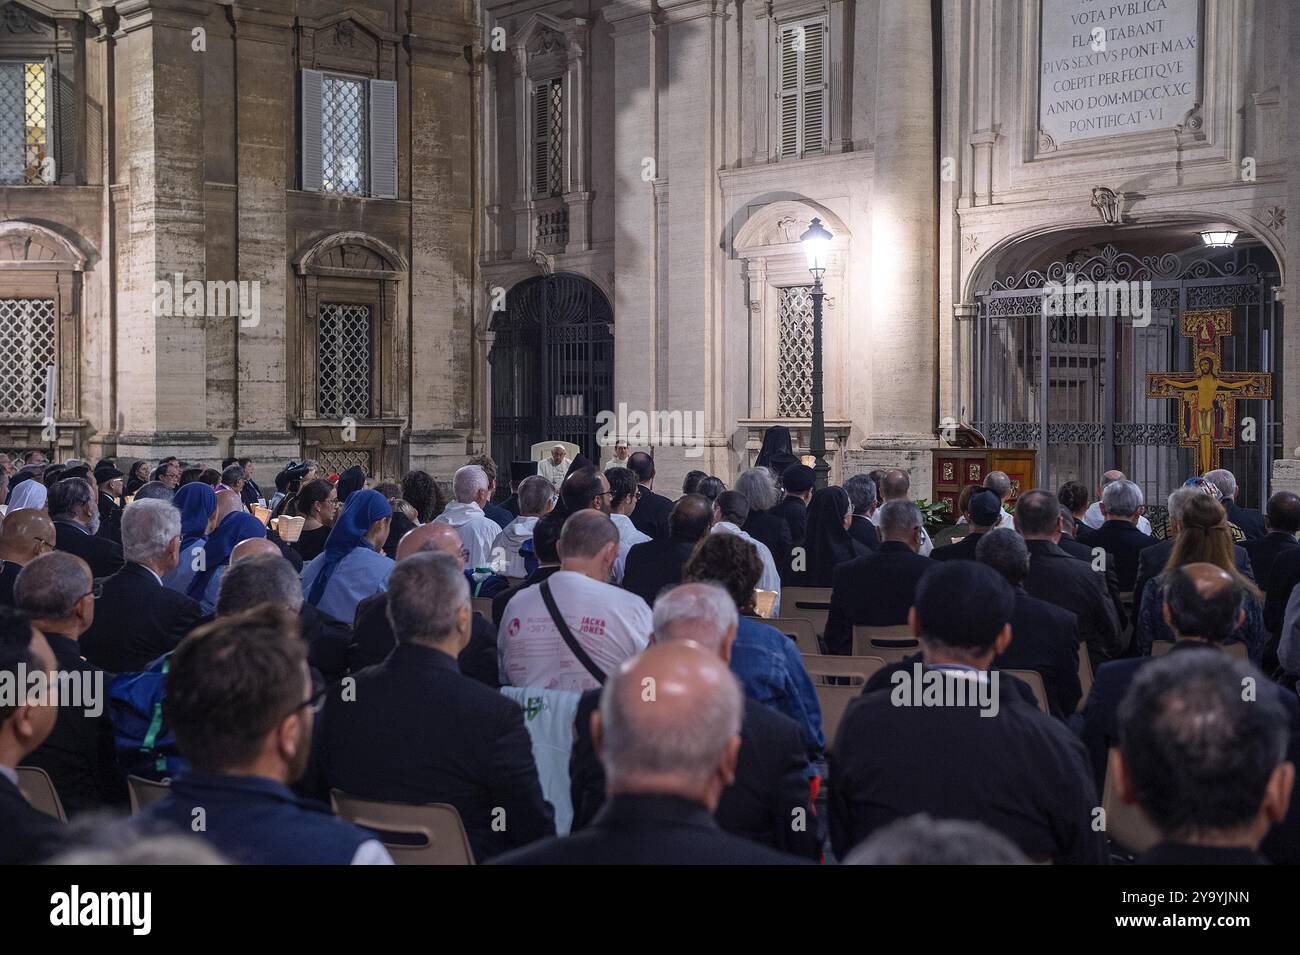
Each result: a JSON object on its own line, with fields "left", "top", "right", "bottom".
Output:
{"left": 800, "top": 217, "right": 833, "bottom": 489}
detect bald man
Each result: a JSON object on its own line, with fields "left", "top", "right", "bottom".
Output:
{"left": 347, "top": 519, "right": 500, "bottom": 686}
{"left": 213, "top": 489, "right": 244, "bottom": 525}
{"left": 569, "top": 583, "right": 819, "bottom": 858}
{"left": 0, "top": 509, "right": 56, "bottom": 606}
{"left": 494, "top": 640, "right": 808, "bottom": 864}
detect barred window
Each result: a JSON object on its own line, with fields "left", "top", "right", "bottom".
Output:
{"left": 317, "top": 303, "right": 372, "bottom": 419}
{"left": 0, "top": 60, "right": 51, "bottom": 185}
{"left": 777, "top": 285, "right": 814, "bottom": 418}
{"left": 0, "top": 298, "right": 56, "bottom": 418}
{"left": 532, "top": 77, "right": 563, "bottom": 199}
{"left": 321, "top": 74, "right": 368, "bottom": 196}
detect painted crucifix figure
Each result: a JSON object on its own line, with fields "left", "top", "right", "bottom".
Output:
{"left": 1146, "top": 308, "right": 1272, "bottom": 475}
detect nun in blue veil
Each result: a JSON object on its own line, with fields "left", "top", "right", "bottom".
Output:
{"left": 187, "top": 511, "right": 267, "bottom": 614}
{"left": 162, "top": 482, "right": 218, "bottom": 595}
{"left": 301, "top": 489, "right": 393, "bottom": 624}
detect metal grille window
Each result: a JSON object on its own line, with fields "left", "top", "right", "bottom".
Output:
{"left": 321, "top": 74, "right": 367, "bottom": 196}
{"left": 776, "top": 19, "right": 827, "bottom": 160}
{"left": 777, "top": 285, "right": 814, "bottom": 418}
{"left": 532, "top": 77, "right": 563, "bottom": 198}
{"left": 0, "top": 298, "right": 56, "bottom": 418}
{"left": 316, "top": 448, "right": 372, "bottom": 479}
{"left": 317, "top": 303, "right": 372, "bottom": 419}
{"left": 0, "top": 61, "right": 50, "bottom": 185}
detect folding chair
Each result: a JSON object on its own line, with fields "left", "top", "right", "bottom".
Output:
{"left": 16, "top": 766, "right": 66, "bottom": 821}
{"left": 470, "top": 596, "right": 494, "bottom": 620}
{"left": 331, "top": 790, "right": 475, "bottom": 865}
{"left": 1101, "top": 751, "right": 1159, "bottom": 856}
{"left": 769, "top": 617, "right": 820, "bottom": 655}
{"left": 781, "top": 587, "right": 834, "bottom": 637}
{"left": 801, "top": 654, "right": 887, "bottom": 748}
{"left": 1002, "top": 668, "right": 1049, "bottom": 713}
{"left": 851, "top": 624, "right": 920, "bottom": 662}
{"left": 127, "top": 775, "right": 172, "bottom": 815}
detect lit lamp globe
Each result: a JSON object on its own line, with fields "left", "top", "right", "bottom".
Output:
{"left": 800, "top": 217, "right": 833, "bottom": 278}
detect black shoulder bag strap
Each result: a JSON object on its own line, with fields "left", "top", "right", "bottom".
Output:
{"left": 539, "top": 579, "right": 606, "bottom": 685}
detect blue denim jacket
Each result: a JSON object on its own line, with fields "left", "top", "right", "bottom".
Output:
{"left": 731, "top": 616, "right": 825, "bottom": 758}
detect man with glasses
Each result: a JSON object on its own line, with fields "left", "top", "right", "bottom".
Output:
{"left": 14, "top": 552, "right": 127, "bottom": 816}
{"left": 0, "top": 508, "right": 56, "bottom": 606}
{"left": 138, "top": 606, "right": 393, "bottom": 864}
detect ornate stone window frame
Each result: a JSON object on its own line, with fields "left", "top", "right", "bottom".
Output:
{"left": 0, "top": 0, "right": 84, "bottom": 185}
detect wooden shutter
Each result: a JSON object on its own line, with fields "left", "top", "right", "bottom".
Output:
{"left": 532, "top": 81, "right": 551, "bottom": 197}
{"left": 775, "top": 19, "right": 828, "bottom": 159}
{"left": 368, "top": 79, "right": 397, "bottom": 199}
{"left": 801, "top": 21, "right": 826, "bottom": 156}
{"left": 777, "top": 27, "right": 799, "bottom": 159}
{"left": 300, "top": 69, "right": 323, "bottom": 192}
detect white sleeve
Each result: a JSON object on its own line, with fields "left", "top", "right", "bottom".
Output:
{"left": 351, "top": 839, "right": 395, "bottom": 865}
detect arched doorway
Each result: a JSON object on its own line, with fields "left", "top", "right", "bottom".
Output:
{"left": 489, "top": 272, "right": 613, "bottom": 470}
{"left": 964, "top": 232, "right": 1282, "bottom": 521}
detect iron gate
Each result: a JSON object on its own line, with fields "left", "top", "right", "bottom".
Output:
{"left": 489, "top": 272, "right": 614, "bottom": 470}
{"left": 966, "top": 244, "right": 1282, "bottom": 519}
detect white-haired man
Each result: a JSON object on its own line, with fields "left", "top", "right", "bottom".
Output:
{"left": 79, "top": 498, "right": 204, "bottom": 673}
{"left": 566, "top": 583, "right": 820, "bottom": 859}
{"left": 1082, "top": 469, "right": 1153, "bottom": 535}
{"left": 493, "top": 638, "right": 809, "bottom": 865}
{"left": 1205, "top": 468, "right": 1268, "bottom": 541}
{"left": 435, "top": 464, "right": 506, "bottom": 569}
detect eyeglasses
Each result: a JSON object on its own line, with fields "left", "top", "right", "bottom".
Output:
{"left": 76, "top": 581, "right": 104, "bottom": 602}
{"left": 293, "top": 684, "right": 329, "bottom": 716}
{"left": 33, "top": 537, "right": 54, "bottom": 552}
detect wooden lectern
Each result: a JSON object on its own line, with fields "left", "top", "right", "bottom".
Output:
{"left": 932, "top": 425, "right": 1036, "bottom": 524}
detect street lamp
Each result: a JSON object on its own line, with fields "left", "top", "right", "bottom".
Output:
{"left": 800, "top": 217, "right": 833, "bottom": 489}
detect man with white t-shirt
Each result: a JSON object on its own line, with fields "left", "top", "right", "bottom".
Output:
{"left": 605, "top": 466, "right": 650, "bottom": 584}
{"left": 710, "top": 490, "right": 781, "bottom": 617}
{"left": 499, "top": 510, "right": 652, "bottom": 692}
{"left": 435, "top": 465, "right": 505, "bottom": 570}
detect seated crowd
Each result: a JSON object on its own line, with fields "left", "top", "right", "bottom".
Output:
{"left": 0, "top": 438, "right": 1297, "bottom": 866}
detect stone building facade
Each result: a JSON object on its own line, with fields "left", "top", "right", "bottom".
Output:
{"left": 0, "top": 0, "right": 480, "bottom": 480}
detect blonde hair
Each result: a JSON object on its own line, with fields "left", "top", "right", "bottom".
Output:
{"left": 1164, "top": 494, "right": 1260, "bottom": 599}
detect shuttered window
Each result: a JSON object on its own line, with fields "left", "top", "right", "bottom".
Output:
{"left": 776, "top": 19, "right": 827, "bottom": 160}
{"left": 300, "top": 69, "right": 398, "bottom": 199}
{"left": 532, "top": 77, "right": 563, "bottom": 199}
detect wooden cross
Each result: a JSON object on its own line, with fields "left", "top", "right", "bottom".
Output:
{"left": 1146, "top": 309, "right": 1272, "bottom": 475}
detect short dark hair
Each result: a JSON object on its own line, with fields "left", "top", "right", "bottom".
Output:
{"left": 845, "top": 474, "right": 878, "bottom": 516}
{"left": 297, "top": 478, "right": 335, "bottom": 516}
{"left": 47, "top": 477, "right": 93, "bottom": 520}
{"left": 178, "top": 467, "right": 203, "bottom": 487}
{"left": 1058, "top": 480, "right": 1090, "bottom": 515}
{"left": 695, "top": 476, "right": 725, "bottom": 505}
{"left": 1266, "top": 491, "right": 1300, "bottom": 535}
{"left": 220, "top": 464, "right": 245, "bottom": 486}
{"left": 532, "top": 511, "right": 564, "bottom": 563}
{"left": 682, "top": 470, "right": 706, "bottom": 495}
{"left": 1163, "top": 565, "right": 1245, "bottom": 643}
{"left": 627, "top": 451, "right": 655, "bottom": 483}
{"left": 560, "top": 465, "right": 605, "bottom": 513}
{"left": 683, "top": 533, "right": 762, "bottom": 610}
{"left": 975, "top": 527, "right": 1030, "bottom": 585}
{"left": 387, "top": 552, "right": 466, "bottom": 645}
{"left": 1013, "top": 489, "right": 1060, "bottom": 536}
{"left": 221, "top": 458, "right": 237, "bottom": 470}
{"left": 198, "top": 468, "right": 221, "bottom": 486}
{"left": 237, "top": 457, "right": 253, "bottom": 469}
{"left": 669, "top": 494, "right": 713, "bottom": 542}
{"left": 0, "top": 607, "right": 39, "bottom": 726}
{"left": 606, "top": 467, "right": 639, "bottom": 510}
{"left": 401, "top": 470, "right": 441, "bottom": 523}
{"left": 914, "top": 560, "right": 1014, "bottom": 652}
{"left": 165, "top": 606, "right": 307, "bottom": 773}
{"left": 1119, "top": 649, "right": 1289, "bottom": 839}
{"left": 714, "top": 490, "right": 750, "bottom": 526}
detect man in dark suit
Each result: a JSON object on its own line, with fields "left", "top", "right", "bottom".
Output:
{"left": 315, "top": 551, "right": 554, "bottom": 862}
{"left": 1015, "top": 489, "right": 1123, "bottom": 667}
{"left": 94, "top": 465, "right": 124, "bottom": 545}
{"left": 769, "top": 464, "right": 814, "bottom": 546}
{"left": 1086, "top": 478, "right": 1155, "bottom": 592}
{"left": 15, "top": 552, "right": 127, "bottom": 815}
{"left": 570, "top": 584, "right": 819, "bottom": 859}
{"left": 823, "top": 499, "right": 933, "bottom": 655}
{"left": 975, "top": 529, "right": 1082, "bottom": 718}
{"left": 347, "top": 522, "right": 499, "bottom": 686}
{"left": 844, "top": 474, "right": 880, "bottom": 552}
{"left": 625, "top": 451, "right": 672, "bottom": 540}
{"left": 1058, "top": 508, "right": 1128, "bottom": 633}
{"left": 828, "top": 561, "right": 1106, "bottom": 865}
{"left": 80, "top": 499, "right": 204, "bottom": 674}
{"left": 0, "top": 508, "right": 56, "bottom": 607}
{"left": 932, "top": 489, "right": 1001, "bottom": 562}
{"left": 1134, "top": 486, "right": 1255, "bottom": 617}
{"left": 1244, "top": 491, "right": 1300, "bottom": 592}
{"left": 49, "top": 476, "right": 123, "bottom": 580}
{"left": 622, "top": 494, "right": 712, "bottom": 607}
{"left": 494, "top": 640, "right": 807, "bottom": 865}
{"left": 236, "top": 457, "right": 263, "bottom": 508}
{"left": 0, "top": 607, "right": 66, "bottom": 864}
{"left": 1206, "top": 467, "right": 1268, "bottom": 541}
{"left": 1112, "top": 641, "right": 1294, "bottom": 865}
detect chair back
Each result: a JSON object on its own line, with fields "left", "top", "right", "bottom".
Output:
{"left": 801, "top": 654, "right": 887, "bottom": 748}
{"left": 1153, "top": 639, "right": 1247, "bottom": 660}
{"left": 331, "top": 790, "right": 475, "bottom": 865}
{"left": 781, "top": 586, "right": 833, "bottom": 637}
{"left": 1076, "top": 642, "right": 1093, "bottom": 714}
{"left": 1002, "top": 668, "right": 1049, "bottom": 713}
{"left": 769, "top": 617, "right": 819, "bottom": 654}
{"left": 851, "top": 624, "right": 920, "bottom": 662}
{"left": 470, "top": 596, "right": 494, "bottom": 620}
{"left": 127, "top": 774, "right": 172, "bottom": 815}
{"left": 530, "top": 440, "right": 581, "bottom": 463}
{"left": 16, "top": 766, "right": 66, "bottom": 821}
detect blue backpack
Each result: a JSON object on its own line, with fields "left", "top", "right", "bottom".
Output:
{"left": 108, "top": 654, "right": 188, "bottom": 781}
